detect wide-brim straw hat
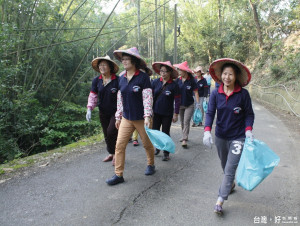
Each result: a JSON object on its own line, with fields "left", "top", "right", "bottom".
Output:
{"left": 173, "top": 61, "right": 193, "bottom": 74}
{"left": 152, "top": 61, "right": 179, "bottom": 79}
{"left": 91, "top": 55, "right": 119, "bottom": 74}
{"left": 113, "top": 47, "right": 147, "bottom": 70}
{"left": 193, "top": 66, "right": 205, "bottom": 74}
{"left": 140, "top": 66, "right": 153, "bottom": 76}
{"left": 209, "top": 58, "right": 251, "bottom": 87}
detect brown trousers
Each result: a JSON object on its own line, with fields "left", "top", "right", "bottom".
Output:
{"left": 179, "top": 104, "right": 194, "bottom": 140}
{"left": 115, "top": 117, "right": 155, "bottom": 176}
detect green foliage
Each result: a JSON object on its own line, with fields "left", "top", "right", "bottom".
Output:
{"left": 281, "top": 51, "right": 300, "bottom": 81}
{"left": 270, "top": 64, "right": 285, "bottom": 79}
{"left": 39, "top": 101, "right": 101, "bottom": 151}
{"left": 1, "top": 0, "right": 299, "bottom": 163}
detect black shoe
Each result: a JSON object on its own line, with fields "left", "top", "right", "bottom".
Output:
{"left": 145, "top": 165, "right": 156, "bottom": 175}
{"left": 162, "top": 154, "right": 170, "bottom": 161}
{"left": 106, "top": 174, "right": 124, "bottom": 185}
{"left": 155, "top": 149, "right": 160, "bottom": 155}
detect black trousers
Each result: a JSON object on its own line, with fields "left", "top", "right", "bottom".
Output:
{"left": 99, "top": 111, "right": 118, "bottom": 155}
{"left": 152, "top": 113, "right": 173, "bottom": 155}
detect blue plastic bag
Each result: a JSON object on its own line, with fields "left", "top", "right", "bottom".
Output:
{"left": 193, "top": 108, "right": 202, "bottom": 125}
{"left": 145, "top": 126, "right": 175, "bottom": 153}
{"left": 203, "top": 100, "right": 208, "bottom": 113}
{"left": 237, "top": 138, "right": 280, "bottom": 191}
{"left": 206, "top": 77, "right": 211, "bottom": 85}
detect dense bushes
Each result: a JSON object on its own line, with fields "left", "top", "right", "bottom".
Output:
{"left": 0, "top": 88, "right": 101, "bottom": 163}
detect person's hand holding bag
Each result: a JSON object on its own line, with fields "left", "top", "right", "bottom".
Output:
{"left": 203, "top": 131, "right": 213, "bottom": 148}
{"left": 245, "top": 130, "right": 254, "bottom": 142}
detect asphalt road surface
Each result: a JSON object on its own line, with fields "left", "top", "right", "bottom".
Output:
{"left": 1, "top": 101, "right": 299, "bottom": 226}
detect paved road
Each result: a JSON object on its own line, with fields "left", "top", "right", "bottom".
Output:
{"left": 0, "top": 101, "right": 299, "bottom": 226}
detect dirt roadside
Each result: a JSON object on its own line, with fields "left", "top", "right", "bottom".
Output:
{"left": 255, "top": 99, "right": 300, "bottom": 139}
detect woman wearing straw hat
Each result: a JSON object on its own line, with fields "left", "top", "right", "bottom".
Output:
{"left": 203, "top": 58, "right": 255, "bottom": 215}
{"left": 151, "top": 61, "right": 180, "bottom": 161}
{"left": 174, "top": 61, "right": 200, "bottom": 148}
{"left": 105, "top": 47, "right": 155, "bottom": 185}
{"left": 86, "top": 55, "right": 120, "bottom": 165}
{"left": 192, "top": 66, "right": 209, "bottom": 127}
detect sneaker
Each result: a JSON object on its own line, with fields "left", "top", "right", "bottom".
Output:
{"left": 162, "top": 154, "right": 170, "bottom": 161}
{"left": 182, "top": 140, "right": 187, "bottom": 148}
{"left": 214, "top": 204, "right": 223, "bottom": 215}
{"left": 192, "top": 123, "right": 197, "bottom": 127}
{"left": 128, "top": 137, "right": 133, "bottom": 143}
{"left": 155, "top": 149, "right": 160, "bottom": 155}
{"left": 133, "top": 140, "right": 139, "bottom": 146}
{"left": 106, "top": 174, "right": 124, "bottom": 185}
{"left": 145, "top": 165, "right": 156, "bottom": 175}
{"left": 198, "top": 122, "right": 203, "bottom": 126}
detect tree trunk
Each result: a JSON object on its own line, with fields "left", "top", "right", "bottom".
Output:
{"left": 154, "top": 0, "right": 158, "bottom": 61}
{"left": 173, "top": 4, "right": 177, "bottom": 64}
{"left": 217, "top": 0, "right": 224, "bottom": 58}
{"left": 137, "top": 0, "right": 141, "bottom": 51}
{"left": 249, "top": 0, "right": 264, "bottom": 53}
{"left": 162, "top": 0, "right": 166, "bottom": 61}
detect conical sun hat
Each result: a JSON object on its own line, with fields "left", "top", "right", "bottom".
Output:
{"left": 209, "top": 58, "right": 251, "bottom": 87}
{"left": 173, "top": 61, "right": 193, "bottom": 74}
{"left": 113, "top": 47, "right": 147, "bottom": 70}
{"left": 91, "top": 55, "right": 119, "bottom": 73}
{"left": 140, "top": 66, "right": 153, "bottom": 76}
{"left": 152, "top": 61, "right": 179, "bottom": 79}
{"left": 193, "top": 66, "right": 205, "bottom": 74}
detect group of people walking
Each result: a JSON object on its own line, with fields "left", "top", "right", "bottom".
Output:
{"left": 86, "top": 46, "right": 255, "bottom": 215}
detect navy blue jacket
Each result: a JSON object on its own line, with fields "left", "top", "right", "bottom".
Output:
{"left": 205, "top": 84, "right": 255, "bottom": 140}
{"left": 176, "top": 76, "right": 198, "bottom": 107}
{"left": 118, "top": 70, "right": 152, "bottom": 120}
{"left": 195, "top": 77, "right": 208, "bottom": 97}
{"left": 152, "top": 77, "right": 180, "bottom": 116}
{"left": 91, "top": 74, "right": 119, "bottom": 115}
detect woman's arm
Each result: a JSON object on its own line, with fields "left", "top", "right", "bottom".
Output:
{"left": 194, "top": 90, "right": 200, "bottom": 104}
{"left": 142, "top": 88, "right": 153, "bottom": 118}
{"left": 115, "top": 90, "right": 123, "bottom": 121}
{"left": 204, "top": 90, "right": 217, "bottom": 131}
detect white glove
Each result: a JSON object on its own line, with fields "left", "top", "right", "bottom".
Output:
{"left": 245, "top": 130, "right": 254, "bottom": 142}
{"left": 86, "top": 109, "right": 92, "bottom": 122}
{"left": 203, "top": 131, "right": 213, "bottom": 148}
